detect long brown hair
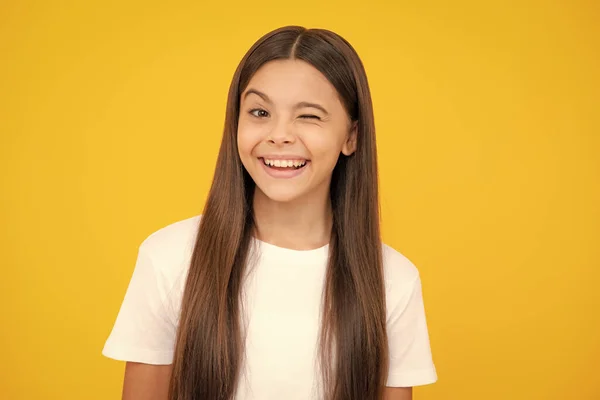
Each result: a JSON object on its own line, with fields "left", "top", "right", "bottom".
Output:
{"left": 169, "top": 26, "right": 388, "bottom": 400}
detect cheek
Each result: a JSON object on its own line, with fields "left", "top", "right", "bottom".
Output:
{"left": 237, "top": 122, "right": 262, "bottom": 158}
{"left": 306, "top": 129, "right": 346, "bottom": 163}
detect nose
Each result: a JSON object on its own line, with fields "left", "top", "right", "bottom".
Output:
{"left": 267, "top": 119, "right": 295, "bottom": 145}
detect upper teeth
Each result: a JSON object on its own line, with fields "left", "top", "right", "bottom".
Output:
{"left": 264, "top": 159, "right": 307, "bottom": 168}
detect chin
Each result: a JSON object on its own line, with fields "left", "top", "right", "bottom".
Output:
{"left": 255, "top": 184, "right": 307, "bottom": 204}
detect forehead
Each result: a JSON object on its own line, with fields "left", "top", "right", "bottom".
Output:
{"left": 242, "top": 59, "right": 341, "bottom": 106}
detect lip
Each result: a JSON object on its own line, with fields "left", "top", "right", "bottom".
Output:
{"left": 259, "top": 155, "right": 309, "bottom": 161}
{"left": 258, "top": 157, "right": 310, "bottom": 179}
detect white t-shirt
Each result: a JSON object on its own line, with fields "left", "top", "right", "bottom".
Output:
{"left": 102, "top": 216, "right": 437, "bottom": 398}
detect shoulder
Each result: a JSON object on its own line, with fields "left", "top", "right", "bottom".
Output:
{"left": 138, "top": 215, "right": 201, "bottom": 283}
{"left": 141, "top": 215, "right": 201, "bottom": 255}
{"left": 382, "top": 243, "right": 420, "bottom": 288}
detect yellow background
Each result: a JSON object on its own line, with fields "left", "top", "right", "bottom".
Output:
{"left": 1, "top": 1, "right": 598, "bottom": 399}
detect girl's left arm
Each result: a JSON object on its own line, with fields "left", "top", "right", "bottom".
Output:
{"left": 383, "top": 387, "right": 413, "bottom": 400}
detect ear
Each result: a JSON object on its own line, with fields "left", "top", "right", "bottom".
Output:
{"left": 341, "top": 121, "right": 358, "bottom": 156}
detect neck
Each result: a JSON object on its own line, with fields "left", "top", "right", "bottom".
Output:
{"left": 252, "top": 188, "right": 332, "bottom": 251}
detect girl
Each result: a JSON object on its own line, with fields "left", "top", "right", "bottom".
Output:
{"left": 103, "top": 26, "right": 437, "bottom": 400}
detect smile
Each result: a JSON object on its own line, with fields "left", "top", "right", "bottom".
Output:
{"left": 258, "top": 157, "right": 310, "bottom": 179}
{"left": 262, "top": 158, "right": 307, "bottom": 169}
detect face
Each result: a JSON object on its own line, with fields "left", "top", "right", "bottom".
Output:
{"left": 237, "top": 59, "right": 357, "bottom": 204}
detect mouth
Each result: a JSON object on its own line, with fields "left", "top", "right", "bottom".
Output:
{"left": 258, "top": 157, "right": 310, "bottom": 178}
{"left": 259, "top": 157, "right": 310, "bottom": 170}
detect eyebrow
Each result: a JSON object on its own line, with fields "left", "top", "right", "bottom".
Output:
{"left": 243, "top": 88, "right": 330, "bottom": 116}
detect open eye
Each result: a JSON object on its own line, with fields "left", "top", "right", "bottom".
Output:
{"left": 299, "top": 114, "right": 320, "bottom": 120}
{"left": 250, "top": 109, "right": 269, "bottom": 118}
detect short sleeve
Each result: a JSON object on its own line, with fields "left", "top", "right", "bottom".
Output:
{"left": 102, "top": 241, "right": 177, "bottom": 365}
{"left": 386, "top": 274, "right": 437, "bottom": 387}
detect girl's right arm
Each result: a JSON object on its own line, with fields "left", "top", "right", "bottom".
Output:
{"left": 103, "top": 238, "right": 182, "bottom": 399}
{"left": 122, "top": 362, "right": 172, "bottom": 400}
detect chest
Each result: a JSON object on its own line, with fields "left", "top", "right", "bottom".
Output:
{"left": 236, "top": 262, "right": 327, "bottom": 399}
